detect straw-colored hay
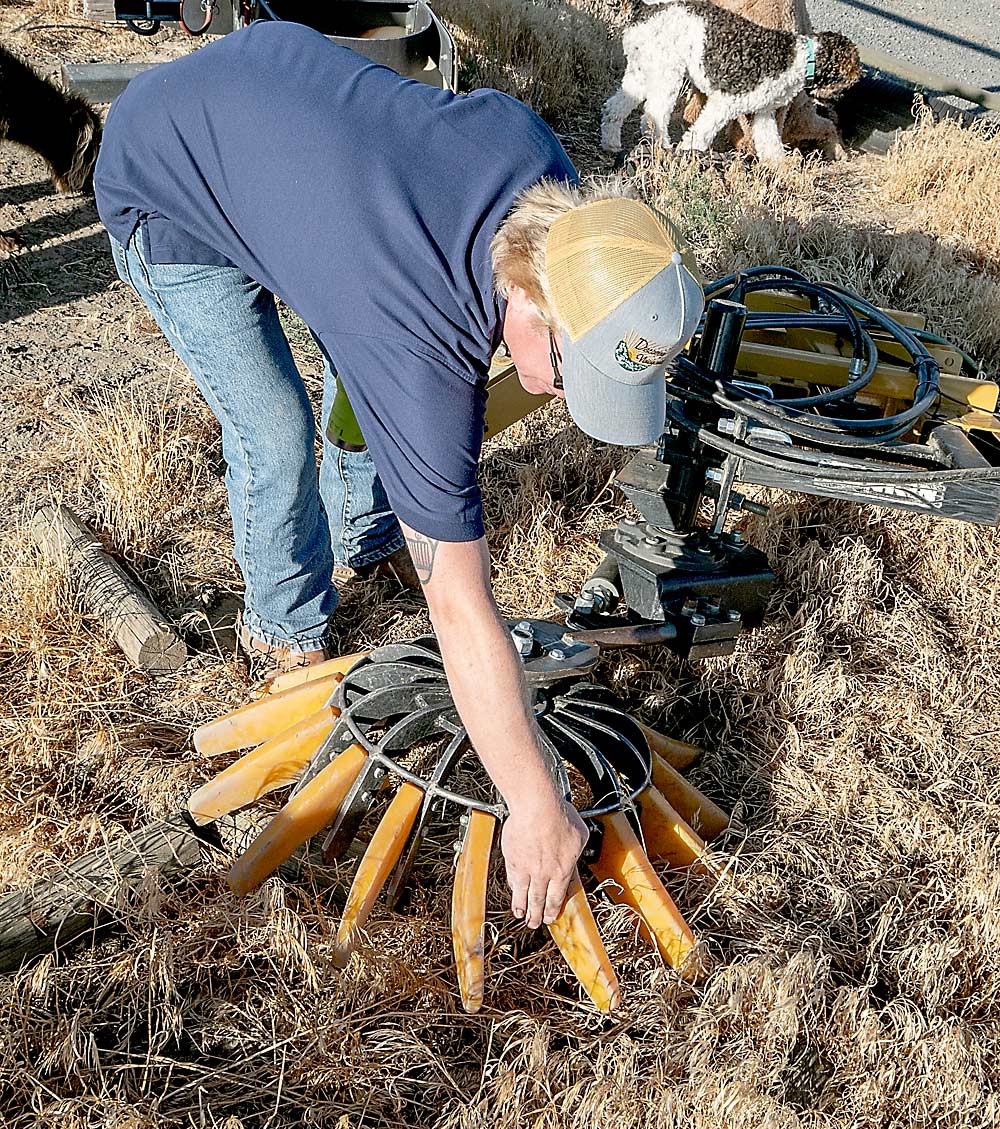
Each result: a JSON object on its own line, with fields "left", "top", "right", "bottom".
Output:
{"left": 2, "top": 1, "right": 999, "bottom": 1125}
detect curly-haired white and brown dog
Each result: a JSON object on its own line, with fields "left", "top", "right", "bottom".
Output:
{"left": 683, "top": 0, "right": 847, "bottom": 159}
{"left": 601, "top": 0, "right": 861, "bottom": 164}
{"left": 0, "top": 42, "right": 102, "bottom": 254}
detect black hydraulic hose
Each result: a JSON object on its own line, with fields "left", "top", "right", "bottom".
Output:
{"left": 714, "top": 278, "right": 882, "bottom": 411}
{"left": 818, "top": 281, "right": 940, "bottom": 410}
{"left": 673, "top": 353, "right": 913, "bottom": 445}
{"left": 682, "top": 270, "right": 941, "bottom": 441}
{"left": 658, "top": 267, "right": 998, "bottom": 513}
{"left": 709, "top": 390, "right": 920, "bottom": 445}
{"left": 704, "top": 265, "right": 810, "bottom": 297}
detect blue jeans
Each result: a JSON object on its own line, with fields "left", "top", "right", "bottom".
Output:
{"left": 110, "top": 229, "right": 404, "bottom": 650}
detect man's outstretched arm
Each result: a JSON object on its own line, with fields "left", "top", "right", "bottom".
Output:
{"left": 401, "top": 522, "right": 588, "bottom": 929}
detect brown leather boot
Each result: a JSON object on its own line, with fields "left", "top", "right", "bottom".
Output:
{"left": 237, "top": 622, "right": 330, "bottom": 685}
{"left": 361, "top": 546, "right": 423, "bottom": 591}
{"left": 337, "top": 547, "right": 423, "bottom": 592}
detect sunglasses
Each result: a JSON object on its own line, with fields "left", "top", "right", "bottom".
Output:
{"left": 548, "top": 328, "right": 564, "bottom": 391}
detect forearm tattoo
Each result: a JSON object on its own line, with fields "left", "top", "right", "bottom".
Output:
{"left": 405, "top": 533, "right": 439, "bottom": 584}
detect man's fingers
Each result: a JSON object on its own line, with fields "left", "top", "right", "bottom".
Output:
{"left": 525, "top": 878, "right": 548, "bottom": 929}
{"left": 507, "top": 864, "right": 528, "bottom": 919}
{"left": 542, "top": 873, "right": 572, "bottom": 926}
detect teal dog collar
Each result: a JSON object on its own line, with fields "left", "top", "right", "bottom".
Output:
{"left": 804, "top": 37, "right": 817, "bottom": 85}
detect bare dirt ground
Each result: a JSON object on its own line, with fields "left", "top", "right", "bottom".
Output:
{"left": 0, "top": 8, "right": 195, "bottom": 529}
{"left": 2, "top": 2, "right": 1000, "bottom": 1128}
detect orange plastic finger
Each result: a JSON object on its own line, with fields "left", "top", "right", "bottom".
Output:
{"left": 194, "top": 672, "right": 345, "bottom": 756}
{"left": 267, "top": 652, "right": 368, "bottom": 695}
{"left": 590, "top": 812, "right": 696, "bottom": 973}
{"left": 227, "top": 742, "right": 368, "bottom": 896}
{"left": 638, "top": 723, "right": 702, "bottom": 770}
{"left": 187, "top": 706, "right": 339, "bottom": 826}
{"left": 638, "top": 784, "right": 707, "bottom": 869}
{"left": 332, "top": 782, "right": 425, "bottom": 968}
{"left": 547, "top": 874, "right": 620, "bottom": 1013}
{"left": 649, "top": 752, "right": 730, "bottom": 840}
{"left": 451, "top": 810, "right": 496, "bottom": 1014}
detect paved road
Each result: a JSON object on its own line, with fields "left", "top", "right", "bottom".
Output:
{"left": 809, "top": 0, "right": 1000, "bottom": 94}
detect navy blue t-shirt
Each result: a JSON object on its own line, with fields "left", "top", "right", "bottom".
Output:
{"left": 95, "top": 21, "right": 577, "bottom": 541}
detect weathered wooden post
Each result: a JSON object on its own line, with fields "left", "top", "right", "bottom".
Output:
{"left": 0, "top": 817, "right": 204, "bottom": 973}
{"left": 30, "top": 503, "right": 187, "bottom": 675}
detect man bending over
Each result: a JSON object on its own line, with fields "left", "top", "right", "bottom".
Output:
{"left": 94, "top": 20, "right": 704, "bottom": 930}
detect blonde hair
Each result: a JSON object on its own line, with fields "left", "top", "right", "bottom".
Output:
{"left": 491, "top": 177, "right": 635, "bottom": 328}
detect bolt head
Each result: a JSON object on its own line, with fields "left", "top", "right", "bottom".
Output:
{"left": 727, "top": 609, "right": 742, "bottom": 622}
{"left": 549, "top": 647, "right": 566, "bottom": 661}
{"left": 690, "top": 613, "right": 706, "bottom": 626}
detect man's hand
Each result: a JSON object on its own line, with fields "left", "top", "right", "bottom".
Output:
{"left": 502, "top": 796, "right": 589, "bottom": 928}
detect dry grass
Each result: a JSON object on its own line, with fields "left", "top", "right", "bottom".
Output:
{"left": 879, "top": 110, "right": 1000, "bottom": 272}
{"left": 434, "top": 0, "right": 623, "bottom": 126}
{"left": 2, "top": 2, "right": 1000, "bottom": 1127}
{"left": 60, "top": 383, "right": 214, "bottom": 558}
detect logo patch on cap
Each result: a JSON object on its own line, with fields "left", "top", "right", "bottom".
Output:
{"left": 615, "top": 333, "right": 671, "bottom": 373}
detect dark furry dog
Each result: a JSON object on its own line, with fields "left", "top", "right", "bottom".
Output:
{"left": 0, "top": 42, "right": 102, "bottom": 253}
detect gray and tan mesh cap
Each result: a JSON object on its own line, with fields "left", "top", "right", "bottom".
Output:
{"left": 546, "top": 197, "right": 705, "bottom": 445}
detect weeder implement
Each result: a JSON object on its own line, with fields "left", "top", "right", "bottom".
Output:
{"left": 190, "top": 620, "right": 724, "bottom": 1012}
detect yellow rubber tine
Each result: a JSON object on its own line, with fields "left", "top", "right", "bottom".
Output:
{"left": 451, "top": 810, "right": 496, "bottom": 1014}
{"left": 227, "top": 743, "right": 368, "bottom": 896}
{"left": 638, "top": 723, "right": 703, "bottom": 770}
{"left": 649, "top": 752, "right": 731, "bottom": 840}
{"left": 194, "top": 672, "right": 344, "bottom": 756}
{"left": 267, "top": 651, "right": 368, "bottom": 695}
{"left": 187, "top": 706, "right": 338, "bottom": 826}
{"left": 590, "top": 812, "right": 697, "bottom": 974}
{"left": 332, "top": 782, "right": 425, "bottom": 968}
{"left": 637, "top": 784, "right": 707, "bottom": 869}
{"left": 547, "top": 873, "right": 620, "bottom": 1013}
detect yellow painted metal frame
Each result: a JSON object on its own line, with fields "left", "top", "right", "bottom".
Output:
{"left": 484, "top": 354, "right": 552, "bottom": 439}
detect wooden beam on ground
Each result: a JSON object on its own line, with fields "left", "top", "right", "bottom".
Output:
{"left": 0, "top": 817, "right": 203, "bottom": 973}
{"left": 31, "top": 503, "right": 187, "bottom": 675}
{"left": 61, "top": 62, "right": 157, "bottom": 103}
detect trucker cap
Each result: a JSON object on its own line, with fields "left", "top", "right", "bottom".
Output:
{"left": 545, "top": 197, "right": 705, "bottom": 446}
